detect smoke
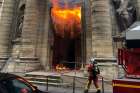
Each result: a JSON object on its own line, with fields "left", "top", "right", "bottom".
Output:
{"left": 51, "top": 0, "right": 81, "bottom": 8}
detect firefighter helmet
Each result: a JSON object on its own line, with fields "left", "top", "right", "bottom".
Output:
{"left": 90, "top": 58, "right": 97, "bottom": 64}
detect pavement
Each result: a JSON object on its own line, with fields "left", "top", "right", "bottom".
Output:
{"left": 37, "top": 84, "right": 112, "bottom": 93}
{"left": 27, "top": 71, "right": 113, "bottom": 93}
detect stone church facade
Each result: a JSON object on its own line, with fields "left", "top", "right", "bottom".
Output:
{"left": 0, "top": 0, "right": 139, "bottom": 76}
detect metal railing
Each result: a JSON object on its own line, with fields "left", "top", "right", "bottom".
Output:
{"left": 44, "top": 73, "right": 107, "bottom": 93}
{"left": 44, "top": 61, "right": 113, "bottom": 93}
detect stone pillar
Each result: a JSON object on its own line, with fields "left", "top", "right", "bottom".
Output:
{"left": 0, "top": 0, "right": 15, "bottom": 57}
{"left": 91, "top": 0, "right": 113, "bottom": 58}
{"left": 42, "top": 1, "right": 51, "bottom": 70}
{"left": 83, "top": 0, "right": 93, "bottom": 63}
{"left": 136, "top": 0, "right": 140, "bottom": 20}
{"left": 21, "top": 0, "right": 39, "bottom": 57}
{"left": 35, "top": 0, "right": 50, "bottom": 70}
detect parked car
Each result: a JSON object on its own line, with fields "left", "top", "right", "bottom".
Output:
{"left": 0, "top": 73, "right": 48, "bottom": 93}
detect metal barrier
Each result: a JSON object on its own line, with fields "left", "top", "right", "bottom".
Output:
{"left": 58, "top": 75, "right": 105, "bottom": 92}
{"left": 55, "top": 61, "right": 102, "bottom": 93}
{"left": 44, "top": 61, "right": 113, "bottom": 93}
{"left": 46, "top": 76, "right": 48, "bottom": 91}
{"left": 101, "top": 76, "right": 105, "bottom": 93}
{"left": 44, "top": 73, "right": 113, "bottom": 93}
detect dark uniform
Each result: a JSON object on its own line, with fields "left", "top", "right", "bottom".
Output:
{"left": 84, "top": 59, "right": 101, "bottom": 93}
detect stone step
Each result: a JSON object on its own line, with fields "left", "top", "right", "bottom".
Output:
{"left": 28, "top": 80, "right": 70, "bottom": 87}
{"left": 14, "top": 62, "right": 42, "bottom": 72}
{"left": 25, "top": 73, "right": 71, "bottom": 87}
{"left": 19, "top": 61, "right": 40, "bottom": 63}
{"left": 25, "top": 77, "right": 62, "bottom": 83}
{"left": 19, "top": 57, "right": 38, "bottom": 60}
{"left": 25, "top": 74, "right": 61, "bottom": 82}
{"left": 15, "top": 57, "right": 43, "bottom": 72}
{"left": 1, "top": 57, "right": 43, "bottom": 73}
{"left": 25, "top": 73, "right": 61, "bottom": 79}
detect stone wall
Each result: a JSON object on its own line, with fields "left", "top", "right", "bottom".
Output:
{"left": 1, "top": 0, "right": 140, "bottom": 72}
{"left": 0, "top": 0, "right": 15, "bottom": 58}
{"left": 20, "top": 0, "right": 51, "bottom": 70}
{"left": 21, "top": 0, "right": 39, "bottom": 57}
{"left": 99, "top": 62, "right": 118, "bottom": 80}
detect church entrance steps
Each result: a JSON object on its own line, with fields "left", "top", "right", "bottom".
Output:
{"left": 0, "top": 57, "right": 8, "bottom": 70}
{"left": 1, "top": 57, "right": 43, "bottom": 73}
{"left": 25, "top": 71, "right": 71, "bottom": 87}
{"left": 24, "top": 70, "right": 113, "bottom": 91}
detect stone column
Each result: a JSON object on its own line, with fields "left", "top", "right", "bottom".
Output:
{"left": 83, "top": 0, "right": 93, "bottom": 63}
{"left": 0, "top": 0, "right": 15, "bottom": 57}
{"left": 136, "top": 0, "right": 140, "bottom": 20}
{"left": 36, "top": 0, "right": 50, "bottom": 70}
{"left": 42, "top": 1, "right": 51, "bottom": 71}
{"left": 91, "top": 0, "right": 113, "bottom": 58}
{"left": 21, "top": 0, "right": 39, "bottom": 57}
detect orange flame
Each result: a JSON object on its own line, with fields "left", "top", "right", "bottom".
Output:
{"left": 51, "top": 0, "right": 82, "bottom": 38}
{"left": 56, "top": 64, "right": 67, "bottom": 71}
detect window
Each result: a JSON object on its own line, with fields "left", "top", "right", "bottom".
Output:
{"left": 11, "top": 79, "right": 33, "bottom": 93}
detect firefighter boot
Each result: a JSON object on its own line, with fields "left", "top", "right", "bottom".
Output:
{"left": 84, "top": 89, "right": 88, "bottom": 93}
{"left": 96, "top": 89, "right": 101, "bottom": 93}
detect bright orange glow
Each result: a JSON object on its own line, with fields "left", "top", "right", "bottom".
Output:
{"left": 52, "top": 7, "right": 81, "bottom": 20}
{"left": 56, "top": 64, "right": 67, "bottom": 71}
{"left": 51, "top": 1, "right": 82, "bottom": 38}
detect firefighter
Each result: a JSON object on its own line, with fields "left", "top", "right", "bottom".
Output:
{"left": 84, "top": 58, "right": 101, "bottom": 93}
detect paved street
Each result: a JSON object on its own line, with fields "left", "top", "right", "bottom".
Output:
{"left": 27, "top": 71, "right": 113, "bottom": 93}
{"left": 36, "top": 84, "right": 112, "bottom": 93}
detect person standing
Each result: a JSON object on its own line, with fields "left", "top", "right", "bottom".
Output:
{"left": 84, "top": 58, "right": 101, "bottom": 93}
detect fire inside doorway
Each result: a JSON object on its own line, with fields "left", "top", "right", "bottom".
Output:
{"left": 50, "top": 0, "right": 82, "bottom": 70}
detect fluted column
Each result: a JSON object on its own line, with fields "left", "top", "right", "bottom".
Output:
{"left": 21, "top": 0, "right": 39, "bottom": 57}
{"left": 0, "top": 0, "right": 15, "bottom": 57}
{"left": 91, "top": 0, "right": 113, "bottom": 58}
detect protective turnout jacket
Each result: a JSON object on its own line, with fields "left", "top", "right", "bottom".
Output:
{"left": 87, "top": 63, "right": 100, "bottom": 78}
